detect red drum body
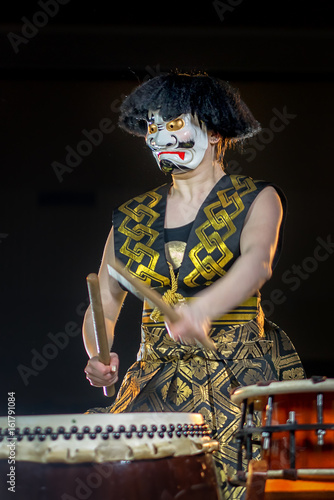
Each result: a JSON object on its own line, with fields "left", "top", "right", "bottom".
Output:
{"left": 0, "top": 412, "right": 222, "bottom": 500}
{"left": 231, "top": 378, "right": 334, "bottom": 471}
{"left": 231, "top": 378, "right": 334, "bottom": 499}
{"left": 260, "top": 390, "right": 334, "bottom": 470}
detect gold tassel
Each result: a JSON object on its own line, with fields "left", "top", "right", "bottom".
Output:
{"left": 150, "top": 262, "right": 185, "bottom": 322}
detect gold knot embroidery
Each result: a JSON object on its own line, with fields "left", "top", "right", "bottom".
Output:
{"left": 150, "top": 262, "right": 185, "bottom": 322}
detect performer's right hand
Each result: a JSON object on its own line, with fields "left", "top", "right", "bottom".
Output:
{"left": 84, "top": 352, "right": 119, "bottom": 387}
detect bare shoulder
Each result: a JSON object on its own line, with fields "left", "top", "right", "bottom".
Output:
{"left": 241, "top": 186, "right": 284, "bottom": 256}
{"left": 244, "top": 186, "right": 283, "bottom": 226}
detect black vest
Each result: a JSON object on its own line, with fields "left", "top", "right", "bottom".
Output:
{"left": 113, "top": 174, "right": 286, "bottom": 299}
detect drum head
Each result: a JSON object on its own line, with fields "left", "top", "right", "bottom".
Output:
{"left": 231, "top": 378, "right": 334, "bottom": 406}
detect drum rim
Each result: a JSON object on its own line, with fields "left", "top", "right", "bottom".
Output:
{"left": 231, "top": 378, "right": 334, "bottom": 405}
{"left": 0, "top": 412, "right": 206, "bottom": 426}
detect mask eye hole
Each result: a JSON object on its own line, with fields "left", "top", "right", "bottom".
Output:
{"left": 166, "top": 118, "right": 185, "bottom": 132}
{"left": 148, "top": 123, "right": 158, "bottom": 134}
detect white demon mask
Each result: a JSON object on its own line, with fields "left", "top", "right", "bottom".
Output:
{"left": 145, "top": 110, "right": 208, "bottom": 174}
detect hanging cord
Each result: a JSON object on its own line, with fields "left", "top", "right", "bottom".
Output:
{"left": 150, "top": 262, "right": 185, "bottom": 322}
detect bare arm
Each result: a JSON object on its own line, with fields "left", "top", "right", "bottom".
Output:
{"left": 83, "top": 227, "right": 127, "bottom": 386}
{"left": 166, "top": 187, "right": 283, "bottom": 344}
{"left": 194, "top": 186, "right": 282, "bottom": 318}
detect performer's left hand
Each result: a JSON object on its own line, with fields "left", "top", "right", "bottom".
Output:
{"left": 165, "top": 303, "right": 213, "bottom": 349}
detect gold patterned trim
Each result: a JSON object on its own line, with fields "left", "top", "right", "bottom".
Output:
{"left": 143, "top": 295, "right": 260, "bottom": 326}
{"left": 183, "top": 176, "right": 257, "bottom": 287}
{"left": 117, "top": 188, "right": 170, "bottom": 287}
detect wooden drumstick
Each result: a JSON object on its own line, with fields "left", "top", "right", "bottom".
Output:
{"left": 86, "top": 273, "right": 115, "bottom": 397}
{"left": 108, "top": 258, "right": 180, "bottom": 323}
{"left": 108, "top": 258, "right": 216, "bottom": 351}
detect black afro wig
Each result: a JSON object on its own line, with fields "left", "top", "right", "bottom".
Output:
{"left": 118, "top": 72, "right": 261, "bottom": 144}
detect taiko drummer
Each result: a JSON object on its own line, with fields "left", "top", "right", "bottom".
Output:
{"left": 82, "top": 72, "right": 305, "bottom": 499}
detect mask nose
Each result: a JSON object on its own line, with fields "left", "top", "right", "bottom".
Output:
{"left": 147, "top": 130, "right": 177, "bottom": 148}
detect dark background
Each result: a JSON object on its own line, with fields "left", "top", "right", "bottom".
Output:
{"left": 0, "top": 0, "right": 333, "bottom": 416}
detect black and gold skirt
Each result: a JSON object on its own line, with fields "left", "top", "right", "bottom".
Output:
{"left": 86, "top": 312, "right": 305, "bottom": 500}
